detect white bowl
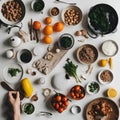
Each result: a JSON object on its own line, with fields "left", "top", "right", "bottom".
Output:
{"left": 98, "top": 69, "right": 113, "bottom": 85}
{"left": 70, "top": 105, "right": 81, "bottom": 114}
{"left": 61, "top": 6, "right": 82, "bottom": 25}
{"left": 86, "top": 81, "right": 100, "bottom": 95}
{"left": 101, "top": 40, "right": 118, "bottom": 57}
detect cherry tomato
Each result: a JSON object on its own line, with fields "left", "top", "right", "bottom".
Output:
{"left": 58, "top": 107, "right": 64, "bottom": 113}
{"left": 56, "top": 95, "right": 62, "bottom": 102}
{"left": 55, "top": 103, "right": 59, "bottom": 110}
{"left": 64, "top": 101, "right": 69, "bottom": 106}
{"left": 62, "top": 96, "right": 68, "bottom": 102}
{"left": 75, "top": 85, "right": 80, "bottom": 91}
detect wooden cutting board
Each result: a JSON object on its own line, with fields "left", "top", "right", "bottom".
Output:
{"left": 33, "top": 42, "right": 69, "bottom": 75}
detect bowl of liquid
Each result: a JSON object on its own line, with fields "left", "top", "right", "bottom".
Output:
{"left": 17, "top": 49, "right": 32, "bottom": 64}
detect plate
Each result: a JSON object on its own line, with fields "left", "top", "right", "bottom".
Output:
{"left": 86, "top": 97, "right": 119, "bottom": 120}
{"left": 3, "top": 63, "right": 23, "bottom": 84}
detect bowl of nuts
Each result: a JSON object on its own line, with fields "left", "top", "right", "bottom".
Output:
{"left": 0, "top": 0, "right": 25, "bottom": 25}
{"left": 61, "top": 6, "right": 82, "bottom": 25}
{"left": 98, "top": 69, "right": 113, "bottom": 85}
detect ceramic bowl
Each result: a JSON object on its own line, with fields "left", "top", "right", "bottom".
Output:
{"left": 86, "top": 81, "right": 100, "bottom": 95}
{"left": 70, "top": 105, "right": 81, "bottom": 114}
{"left": 98, "top": 69, "right": 113, "bottom": 85}
{"left": 101, "top": 40, "right": 118, "bottom": 57}
{"left": 76, "top": 44, "right": 98, "bottom": 65}
{"left": 58, "top": 33, "right": 74, "bottom": 50}
{"left": 61, "top": 6, "right": 82, "bottom": 25}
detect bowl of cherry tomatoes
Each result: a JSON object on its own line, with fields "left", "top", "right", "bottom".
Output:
{"left": 70, "top": 85, "right": 85, "bottom": 100}
{"left": 51, "top": 93, "right": 69, "bottom": 113}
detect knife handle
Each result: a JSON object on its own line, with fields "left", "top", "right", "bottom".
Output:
{"left": 1, "top": 81, "right": 14, "bottom": 91}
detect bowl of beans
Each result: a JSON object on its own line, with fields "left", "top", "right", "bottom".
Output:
{"left": 98, "top": 69, "right": 113, "bottom": 85}
{"left": 61, "top": 6, "right": 82, "bottom": 25}
{"left": 0, "top": 0, "right": 25, "bottom": 25}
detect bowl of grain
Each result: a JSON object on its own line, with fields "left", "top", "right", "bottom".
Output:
{"left": 76, "top": 44, "right": 98, "bottom": 65}
{"left": 98, "top": 69, "right": 113, "bottom": 85}
{"left": 61, "top": 6, "right": 82, "bottom": 25}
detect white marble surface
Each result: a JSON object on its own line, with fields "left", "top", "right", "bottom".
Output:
{"left": 0, "top": 0, "right": 120, "bottom": 120}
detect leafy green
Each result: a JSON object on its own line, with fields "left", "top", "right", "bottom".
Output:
{"left": 89, "top": 82, "right": 99, "bottom": 92}
{"left": 64, "top": 59, "right": 80, "bottom": 83}
{"left": 24, "top": 103, "right": 34, "bottom": 114}
{"left": 8, "top": 68, "right": 21, "bottom": 77}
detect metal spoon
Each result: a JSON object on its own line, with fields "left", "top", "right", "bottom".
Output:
{"left": 55, "top": 0, "right": 76, "bottom": 5}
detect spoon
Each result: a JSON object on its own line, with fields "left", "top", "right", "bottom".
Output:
{"left": 55, "top": 0, "right": 76, "bottom": 5}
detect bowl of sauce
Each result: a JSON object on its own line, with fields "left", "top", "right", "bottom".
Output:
{"left": 17, "top": 49, "right": 32, "bottom": 64}
{"left": 31, "top": 0, "right": 45, "bottom": 12}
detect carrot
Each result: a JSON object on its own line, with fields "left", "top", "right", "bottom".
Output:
{"left": 109, "top": 57, "right": 113, "bottom": 69}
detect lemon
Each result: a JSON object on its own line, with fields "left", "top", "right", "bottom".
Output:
{"left": 99, "top": 59, "right": 108, "bottom": 67}
{"left": 107, "top": 88, "right": 117, "bottom": 98}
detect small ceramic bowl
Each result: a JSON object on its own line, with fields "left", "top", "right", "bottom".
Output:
{"left": 22, "top": 103, "right": 35, "bottom": 115}
{"left": 17, "top": 49, "right": 32, "bottom": 64}
{"left": 61, "top": 6, "right": 82, "bottom": 25}
{"left": 49, "top": 7, "right": 59, "bottom": 16}
{"left": 98, "top": 69, "right": 113, "bottom": 85}
{"left": 86, "top": 81, "right": 100, "bottom": 95}
{"left": 31, "top": 0, "right": 45, "bottom": 12}
{"left": 58, "top": 33, "right": 74, "bottom": 50}
{"left": 70, "top": 105, "right": 81, "bottom": 114}
{"left": 101, "top": 40, "right": 118, "bottom": 57}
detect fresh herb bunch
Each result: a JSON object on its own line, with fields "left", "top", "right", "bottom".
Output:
{"left": 8, "top": 68, "right": 21, "bottom": 77}
{"left": 64, "top": 58, "right": 80, "bottom": 83}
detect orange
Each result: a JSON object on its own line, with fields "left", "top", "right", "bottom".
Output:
{"left": 107, "top": 88, "right": 117, "bottom": 98}
{"left": 43, "top": 35, "right": 52, "bottom": 44}
{"left": 44, "top": 16, "right": 52, "bottom": 24}
{"left": 33, "top": 21, "right": 41, "bottom": 30}
{"left": 53, "top": 22, "right": 64, "bottom": 32}
{"left": 43, "top": 25, "right": 53, "bottom": 35}
{"left": 99, "top": 59, "right": 108, "bottom": 67}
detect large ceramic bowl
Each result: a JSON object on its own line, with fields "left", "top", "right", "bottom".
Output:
{"left": 76, "top": 44, "right": 98, "bottom": 64}
{"left": 61, "top": 6, "right": 82, "bottom": 25}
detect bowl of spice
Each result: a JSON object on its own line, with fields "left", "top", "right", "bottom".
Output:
{"left": 61, "top": 6, "right": 82, "bottom": 25}
{"left": 101, "top": 40, "right": 118, "bottom": 57}
{"left": 49, "top": 7, "right": 59, "bottom": 16}
{"left": 31, "top": 0, "right": 45, "bottom": 12}
{"left": 98, "top": 69, "right": 113, "bottom": 85}
{"left": 58, "top": 33, "right": 74, "bottom": 50}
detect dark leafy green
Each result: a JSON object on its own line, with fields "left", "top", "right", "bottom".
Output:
{"left": 89, "top": 82, "right": 99, "bottom": 92}
{"left": 64, "top": 59, "right": 80, "bottom": 83}
{"left": 24, "top": 103, "right": 35, "bottom": 114}
{"left": 8, "top": 68, "right": 21, "bottom": 77}
{"left": 33, "top": 1, "right": 44, "bottom": 11}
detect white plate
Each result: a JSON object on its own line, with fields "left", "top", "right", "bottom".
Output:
{"left": 3, "top": 63, "right": 23, "bottom": 84}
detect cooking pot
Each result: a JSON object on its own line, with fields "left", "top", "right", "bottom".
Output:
{"left": 0, "top": 0, "right": 25, "bottom": 33}
{"left": 87, "top": 4, "right": 118, "bottom": 38}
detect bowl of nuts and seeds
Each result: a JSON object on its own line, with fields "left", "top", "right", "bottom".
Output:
{"left": 61, "top": 6, "right": 82, "bottom": 25}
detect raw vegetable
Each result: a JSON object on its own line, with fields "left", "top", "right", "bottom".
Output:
{"left": 88, "top": 82, "right": 99, "bottom": 92}
{"left": 8, "top": 68, "right": 21, "bottom": 77}
{"left": 21, "top": 78, "right": 33, "bottom": 98}
{"left": 64, "top": 59, "right": 80, "bottom": 83}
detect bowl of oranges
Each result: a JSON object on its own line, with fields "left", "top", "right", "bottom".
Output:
{"left": 70, "top": 85, "right": 85, "bottom": 100}
{"left": 51, "top": 92, "right": 69, "bottom": 113}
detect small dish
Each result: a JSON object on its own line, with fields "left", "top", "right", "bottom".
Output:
{"left": 31, "top": 0, "right": 45, "bottom": 12}
{"left": 98, "top": 69, "right": 113, "bottom": 85}
{"left": 70, "top": 105, "right": 81, "bottom": 114}
{"left": 58, "top": 33, "right": 74, "bottom": 50}
{"left": 49, "top": 7, "right": 59, "bottom": 16}
{"left": 86, "top": 81, "right": 100, "bottom": 95}
{"left": 17, "top": 49, "right": 32, "bottom": 64}
{"left": 76, "top": 44, "right": 98, "bottom": 65}
{"left": 22, "top": 103, "right": 35, "bottom": 115}
{"left": 101, "top": 40, "right": 118, "bottom": 57}
{"left": 61, "top": 6, "right": 82, "bottom": 25}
